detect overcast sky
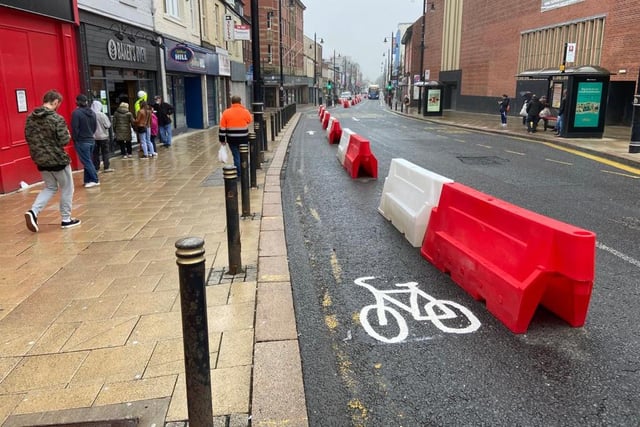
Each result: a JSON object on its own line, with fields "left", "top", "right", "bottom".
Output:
{"left": 302, "top": 0, "right": 423, "bottom": 82}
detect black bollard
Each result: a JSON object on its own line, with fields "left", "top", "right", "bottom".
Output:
{"left": 253, "top": 102, "right": 268, "bottom": 152}
{"left": 270, "top": 113, "right": 276, "bottom": 142}
{"left": 239, "top": 143, "right": 251, "bottom": 216}
{"left": 248, "top": 132, "right": 258, "bottom": 189}
{"left": 175, "top": 237, "right": 213, "bottom": 427}
{"left": 223, "top": 165, "right": 242, "bottom": 274}
{"left": 629, "top": 95, "right": 640, "bottom": 153}
{"left": 254, "top": 120, "right": 265, "bottom": 166}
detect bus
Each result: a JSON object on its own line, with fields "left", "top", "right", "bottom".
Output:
{"left": 368, "top": 84, "right": 380, "bottom": 100}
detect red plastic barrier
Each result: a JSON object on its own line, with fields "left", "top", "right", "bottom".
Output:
{"left": 322, "top": 112, "right": 330, "bottom": 129}
{"left": 421, "top": 182, "right": 596, "bottom": 333}
{"left": 343, "top": 100, "right": 349, "bottom": 108}
{"left": 328, "top": 118, "right": 342, "bottom": 144}
{"left": 318, "top": 105, "right": 325, "bottom": 118}
{"left": 343, "top": 134, "right": 378, "bottom": 179}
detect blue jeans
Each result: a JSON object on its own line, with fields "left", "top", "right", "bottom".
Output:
{"left": 500, "top": 110, "right": 507, "bottom": 124}
{"left": 556, "top": 114, "right": 564, "bottom": 134}
{"left": 75, "top": 140, "right": 98, "bottom": 183}
{"left": 159, "top": 123, "right": 173, "bottom": 146}
{"left": 138, "top": 129, "right": 154, "bottom": 156}
{"left": 228, "top": 143, "right": 241, "bottom": 175}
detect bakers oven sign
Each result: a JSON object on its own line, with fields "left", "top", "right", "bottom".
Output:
{"left": 170, "top": 46, "right": 193, "bottom": 63}
{"left": 107, "top": 39, "right": 146, "bottom": 63}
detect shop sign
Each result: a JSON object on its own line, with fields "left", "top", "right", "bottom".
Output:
{"left": 170, "top": 46, "right": 194, "bottom": 63}
{"left": 107, "top": 39, "right": 147, "bottom": 63}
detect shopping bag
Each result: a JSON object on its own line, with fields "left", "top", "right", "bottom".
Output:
{"left": 519, "top": 103, "right": 528, "bottom": 117}
{"left": 218, "top": 145, "right": 229, "bottom": 163}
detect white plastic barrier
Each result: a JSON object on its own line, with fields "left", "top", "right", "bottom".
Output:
{"left": 326, "top": 117, "right": 336, "bottom": 140}
{"left": 337, "top": 128, "right": 356, "bottom": 166}
{"left": 378, "top": 159, "right": 454, "bottom": 247}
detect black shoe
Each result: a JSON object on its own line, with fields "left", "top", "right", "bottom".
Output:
{"left": 61, "top": 218, "right": 81, "bottom": 229}
{"left": 25, "top": 210, "right": 38, "bottom": 232}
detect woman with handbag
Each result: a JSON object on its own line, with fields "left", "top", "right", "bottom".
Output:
{"left": 134, "top": 101, "right": 155, "bottom": 158}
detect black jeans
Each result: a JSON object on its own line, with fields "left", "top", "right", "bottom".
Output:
{"left": 92, "top": 138, "right": 110, "bottom": 170}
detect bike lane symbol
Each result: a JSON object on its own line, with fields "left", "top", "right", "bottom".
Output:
{"left": 355, "top": 276, "right": 481, "bottom": 344}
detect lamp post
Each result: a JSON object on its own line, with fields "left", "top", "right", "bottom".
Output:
{"left": 278, "top": 0, "right": 285, "bottom": 107}
{"left": 385, "top": 33, "right": 394, "bottom": 107}
{"left": 313, "top": 33, "right": 323, "bottom": 106}
{"left": 418, "top": 2, "right": 434, "bottom": 114}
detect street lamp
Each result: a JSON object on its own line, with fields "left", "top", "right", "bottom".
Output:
{"left": 419, "top": 2, "right": 435, "bottom": 113}
{"left": 384, "top": 33, "right": 394, "bottom": 107}
{"left": 313, "top": 33, "right": 324, "bottom": 105}
{"left": 278, "top": 0, "right": 285, "bottom": 106}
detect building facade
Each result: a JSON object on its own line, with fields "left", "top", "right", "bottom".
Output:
{"left": 404, "top": 0, "right": 640, "bottom": 126}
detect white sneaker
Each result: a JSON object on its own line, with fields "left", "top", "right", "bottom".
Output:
{"left": 84, "top": 182, "right": 100, "bottom": 188}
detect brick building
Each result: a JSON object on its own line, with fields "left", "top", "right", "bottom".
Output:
{"left": 404, "top": 0, "right": 639, "bottom": 126}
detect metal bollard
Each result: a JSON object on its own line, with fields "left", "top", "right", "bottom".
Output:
{"left": 248, "top": 132, "right": 258, "bottom": 189}
{"left": 254, "top": 120, "right": 265, "bottom": 166}
{"left": 276, "top": 109, "right": 282, "bottom": 133}
{"left": 270, "top": 113, "right": 276, "bottom": 141}
{"left": 239, "top": 143, "right": 251, "bottom": 216}
{"left": 175, "top": 237, "right": 213, "bottom": 427}
{"left": 223, "top": 165, "right": 242, "bottom": 274}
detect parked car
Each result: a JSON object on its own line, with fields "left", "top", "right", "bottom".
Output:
{"left": 339, "top": 91, "right": 353, "bottom": 101}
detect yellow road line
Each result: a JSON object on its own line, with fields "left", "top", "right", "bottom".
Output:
{"left": 540, "top": 142, "right": 640, "bottom": 175}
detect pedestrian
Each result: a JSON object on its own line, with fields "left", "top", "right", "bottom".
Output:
{"left": 525, "top": 94, "right": 543, "bottom": 133}
{"left": 555, "top": 89, "right": 568, "bottom": 136}
{"left": 23, "top": 89, "right": 81, "bottom": 231}
{"left": 150, "top": 108, "right": 159, "bottom": 151}
{"left": 71, "top": 94, "right": 100, "bottom": 187}
{"left": 91, "top": 100, "right": 114, "bottom": 173}
{"left": 219, "top": 95, "right": 252, "bottom": 175}
{"left": 520, "top": 91, "right": 532, "bottom": 126}
{"left": 113, "top": 102, "right": 134, "bottom": 158}
{"left": 539, "top": 96, "right": 551, "bottom": 131}
{"left": 134, "top": 100, "right": 155, "bottom": 158}
{"left": 134, "top": 90, "right": 147, "bottom": 115}
{"left": 498, "top": 94, "right": 510, "bottom": 127}
{"left": 152, "top": 95, "right": 174, "bottom": 147}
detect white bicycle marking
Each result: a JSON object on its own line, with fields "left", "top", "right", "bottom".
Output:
{"left": 355, "top": 276, "right": 481, "bottom": 344}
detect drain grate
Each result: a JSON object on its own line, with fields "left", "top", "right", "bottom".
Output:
{"left": 207, "top": 264, "right": 257, "bottom": 285}
{"left": 457, "top": 155, "right": 509, "bottom": 165}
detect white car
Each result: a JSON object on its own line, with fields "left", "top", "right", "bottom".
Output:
{"left": 339, "top": 91, "right": 353, "bottom": 101}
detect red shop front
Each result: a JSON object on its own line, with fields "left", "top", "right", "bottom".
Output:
{"left": 0, "top": 1, "right": 81, "bottom": 194}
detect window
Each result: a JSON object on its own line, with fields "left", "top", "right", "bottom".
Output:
{"left": 268, "top": 45, "right": 273, "bottom": 63}
{"left": 518, "top": 15, "right": 605, "bottom": 72}
{"left": 215, "top": 4, "right": 221, "bottom": 42}
{"left": 267, "top": 11, "right": 274, "bottom": 30}
{"left": 165, "top": 0, "right": 180, "bottom": 18}
{"left": 201, "top": 1, "right": 208, "bottom": 38}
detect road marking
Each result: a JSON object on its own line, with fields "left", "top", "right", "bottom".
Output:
{"left": 600, "top": 170, "right": 640, "bottom": 179}
{"left": 545, "top": 158, "right": 573, "bottom": 165}
{"left": 597, "top": 242, "right": 640, "bottom": 268}
{"left": 454, "top": 138, "right": 466, "bottom": 143}
{"left": 330, "top": 250, "right": 342, "bottom": 283}
{"left": 309, "top": 207, "right": 320, "bottom": 221}
{"left": 477, "top": 144, "right": 492, "bottom": 149}
{"left": 505, "top": 150, "right": 526, "bottom": 156}
{"left": 306, "top": 130, "right": 315, "bottom": 135}
{"left": 352, "top": 117, "right": 360, "bottom": 121}
{"left": 540, "top": 142, "right": 640, "bottom": 175}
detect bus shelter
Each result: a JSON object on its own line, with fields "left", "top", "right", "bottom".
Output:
{"left": 417, "top": 80, "right": 445, "bottom": 117}
{"left": 516, "top": 66, "right": 611, "bottom": 138}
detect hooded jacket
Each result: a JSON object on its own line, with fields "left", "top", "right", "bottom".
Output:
{"left": 134, "top": 91, "right": 147, "bottom": 115}
{"left": 24, "top": 106, "right": 71, "bottom": 171}
{"left": 71, "top": 105, "right": 97, "bottom": 142}
{"left": 113, "top": 104, "right": 134, "bottom": 141}
{"left": 91, "top": 100, "right": 111, "bottom": 141}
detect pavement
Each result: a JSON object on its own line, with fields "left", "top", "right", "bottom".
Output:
{"left": 0, "top": 103, "right": 638, "bottom": 427}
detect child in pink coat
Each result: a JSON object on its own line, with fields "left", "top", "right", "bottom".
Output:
{"left": 150, "top": 110, "right": 159, "bottom": 154}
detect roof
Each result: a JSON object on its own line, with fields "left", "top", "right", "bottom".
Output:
{"left": 517, "top": 65, "right": 611, "bottom": 78}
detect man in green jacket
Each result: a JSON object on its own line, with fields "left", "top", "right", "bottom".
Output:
{"left": 24, "top": 89, "right": 81, "bottom": 232}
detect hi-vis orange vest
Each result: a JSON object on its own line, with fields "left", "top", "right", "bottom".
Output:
{"left": 219, "top": 103, "right": 252, "bottom": 144}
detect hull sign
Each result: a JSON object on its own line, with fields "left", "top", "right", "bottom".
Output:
{"left": 170, "top": 46, "right": 194, "bottom": 63}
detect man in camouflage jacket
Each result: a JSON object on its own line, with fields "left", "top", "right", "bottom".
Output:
{"left": 24, "top": 89, "right": 81, "bottom": 232}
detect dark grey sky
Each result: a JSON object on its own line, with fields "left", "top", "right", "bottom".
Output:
{"left": 302, "top": 0, "right": 423, "bottom": 81}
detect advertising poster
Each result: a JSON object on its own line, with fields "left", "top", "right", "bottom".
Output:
{"left": 427, "top": 89, "right": 441, "bottom": 112}
{"left": 574, "top": 81, "right": 602, "bottom": 128}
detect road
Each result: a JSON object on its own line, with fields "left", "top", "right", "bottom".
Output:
{"left": 281, "top": 100, "right": 640, "bottom": 426}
